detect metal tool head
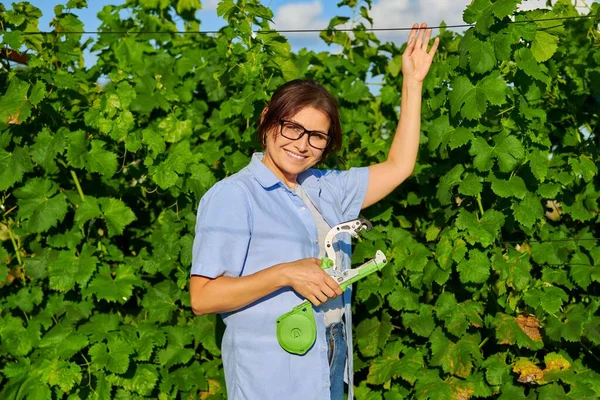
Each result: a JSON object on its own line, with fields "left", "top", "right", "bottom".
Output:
{"left": 323, "top": 218, "right": 373, "bottom": 271}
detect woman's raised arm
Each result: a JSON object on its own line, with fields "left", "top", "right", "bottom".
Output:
{"left": 362, "top": 23, "right": 439, "bottom": 209}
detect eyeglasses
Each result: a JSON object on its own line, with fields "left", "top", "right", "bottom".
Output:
{"left": 279, "top": 120, "right": 331, "bottom": 150}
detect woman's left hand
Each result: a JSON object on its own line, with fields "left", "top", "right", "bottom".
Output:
{"left": 402, "top": 23, "right": 439, "bottom": 83}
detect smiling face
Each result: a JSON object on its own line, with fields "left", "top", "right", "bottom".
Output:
{"left": 261, "top": 106, "right": 330, "bottom": 188}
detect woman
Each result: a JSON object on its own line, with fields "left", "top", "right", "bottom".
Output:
{"left": 190, "top": 23, "right": 439, "bottom": 400}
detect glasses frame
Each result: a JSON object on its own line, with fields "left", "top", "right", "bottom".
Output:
{"left": 279, "top": 120, "right": 331, "bottom": 150}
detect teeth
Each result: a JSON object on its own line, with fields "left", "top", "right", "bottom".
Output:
{"left": 285, "top": 150, "right": 305, "bottom": 160}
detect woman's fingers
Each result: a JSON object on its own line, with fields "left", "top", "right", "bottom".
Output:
{"left": 288, "top": 258, "right": 345, "bottom": 304}
{"left": 308, "top": 295, "right": 321, "bottom": 307}
{"left": 408, "top": 22, "right": 419, "bottom": 42}
{"left": 315, "top": 291, "right": 328, "bottom": 304}
{"left": 405, "top": 23, "right": 419, "bottom": 54}
{"left": 416, "top": 23, "right": 426, "bottom": 48}
{"left": 429, "top": 37, "right": 440, "bottom": 56}
{"left": 423, "top": 28, "right": 432, "bottom": 50}
{"left": 320, "top": 282, "right": 337, "bottom": 299}
{"left": 325, "top": 275, "right": 343, "bottom": 296}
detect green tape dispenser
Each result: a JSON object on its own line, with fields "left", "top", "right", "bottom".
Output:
{"left": 276, "top": 218, "right": 387, "bottom": 355}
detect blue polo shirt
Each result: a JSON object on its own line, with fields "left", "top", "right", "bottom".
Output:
{"left": 191, "top": 153, "right": 369, "bottom": 400}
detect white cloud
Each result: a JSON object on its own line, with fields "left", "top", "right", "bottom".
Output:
{"left": 368, "top": 0, "right": 471, "bottom": 43}
{"left": 272, "top": 0, "right": 328, "bottom": 33}
{"left": 518, "top": 0, "right": 553, "bottom": 11}
{"left": 517, "top": 0, "right": 591, "bottom": 13}
{"left": 270, "top": 0, "right": 331, "bottom": 50}
{"left": 201, "top": 0, "right": 220, "bottom": 11}
{"left": 361, "top": 0, "right": 594, "bottom": 44}
{"left": 268, "top": 0, "right": 596, "bottom": 52}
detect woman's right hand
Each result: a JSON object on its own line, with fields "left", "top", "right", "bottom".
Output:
{"left": 280, "top": 258, "right": 343, "bottom": 306}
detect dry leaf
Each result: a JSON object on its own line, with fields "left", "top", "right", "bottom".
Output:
{"left": 513, "top": 358, "right": 544, "bottom": 383}
{"left": 516, "top": 315, "right": 542, "bottom": 342}
{"left": 545, "top": 200, "right": 562, "bottom": 221}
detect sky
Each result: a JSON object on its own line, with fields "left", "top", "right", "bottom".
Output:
{"left": 29, "top": 0, "right": 596, "bottom": 67}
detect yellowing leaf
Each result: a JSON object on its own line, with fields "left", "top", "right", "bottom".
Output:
{"left": 0, "top": 78, "right": 30, "bottom": 124}
{"left": 531, "top": 31, "right": 559, "bottom": 62}
{"left": 512, "top": 358, "right": 544, "bottom": 383}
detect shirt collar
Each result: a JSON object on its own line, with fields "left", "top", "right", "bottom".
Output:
{"left": 247, "top": 153, "right": 283, "bottom": 189}
{"left": 247, "top": 152, "right": 321, "bottom": 192}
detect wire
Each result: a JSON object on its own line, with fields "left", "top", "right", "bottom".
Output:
{"left": 504, "top": 238, "right": 599, "bottom": 244}
{"left": 546, "top": 263, "right": 599, "bottom": 267}
{"left": 18, "top": 14, "right": 598, "bottom": 36}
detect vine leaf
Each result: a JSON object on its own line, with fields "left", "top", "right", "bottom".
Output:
{"left": 387, "top": 286, "right": 420, "bottom": 312}
{"left": 523, "top": 286, "right": 569, "bottom": 314}
{"left": 460, "top": 31, "right": 496, "bottom": 74}
{"left": 435, "top": 292, "right": 484, "bottom": 338}
{"left": 87, "top": 140, "right": 118, "bottom": 177}
{"left": 48, "top": 244, "right": 98, "bottom": 292}
{"left": 141, "top": 280, "right": 180, "bottom": 323}
{"left": 514, "top": 47, "right": 550, "bottom": 85}
{"left": 490, "top": 175, "right": 528, "bottom": 199}
{"left": 449, "top": 71, "right": 507, "bottom": 120}
{"left": 88, "top": 335, "right": 134, "bottom": 374}
{"left": 482, "top": 354, "right": 511, "bottom": 386}
{"left": 31, "top": 128, "right": 65, "bottom": 174}
{"left": 429, "top": 328, "right": 481, "bottom": 378}
{"left": 463, "top": 0, "right": 520, "bottom": 33}
{"left": 492, "top": 313, "right": 543, "bottom": 349}
{"left": 402, "top": 304, "right": 435, "bottom": 338}
{"left": 85, "top": 265, "right": 143, "bottom": 303}
{"left": 74, "top": 196, "right": 102, "bottom": 226}
{"left": 456, "top": 208, "right": 505, "bottom": 248}
{"left": 0, "top": 77, "right": 31, "bottom": 124}
{"left": 470, "top": 132, "right": 525, "bottom": 173}
{"left": 457, "top": 249, "right": 491, "bottom": 284}
{"left": 356, "top": 313, "right": 393, "bottom": 357}
{"left": 98, "top": 197, "right": 137, "bottom": 236}
{"left": 531, "top": 31, "right": 559, "bottom": 62}
{"left": 0, "top": 147, "right": 33, "bottom": 191}
{"left": 512, "top": 193, "right": 543, "bottom": 228}
{"left": 39, "top": 359, "right": 82, "bottom": 393}
{"left": 458, "top": 173, "right": 483, "bottom": 197}
{"left": 158, "top": 326, "right": 195, "bottom": 369}
{"left": 14, "top": 178, "right": 68, "bottom": 233}
{"left": 545, "top": 304, "right": 588, "bottom": 342}
{"left": 366, "top": 348, "right": 424, "bottom": 385}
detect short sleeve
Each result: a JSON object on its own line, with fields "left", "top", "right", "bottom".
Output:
{"left": 321, "top": 166, "right": 370, "bottom": 221}
{"left": 191, "top": 181, "right": 252, "bottom": 278}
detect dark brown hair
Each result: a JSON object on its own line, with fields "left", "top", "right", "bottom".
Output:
{"left": 258, "top": 79, "right": 342, "bottom": 161}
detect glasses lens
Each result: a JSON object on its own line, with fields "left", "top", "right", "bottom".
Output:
{"left": 280, "top": 121, "right": 330, "bottom": 150}
{"left": 281, "top": 122, "right": 304, "bottom": 140}
{"left": 309, "top": 133, "right": 329, "bottom": 149}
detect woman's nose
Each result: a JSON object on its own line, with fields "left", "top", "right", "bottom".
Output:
{"left": 294, "top": 133, "right": 310, "bottom": 152}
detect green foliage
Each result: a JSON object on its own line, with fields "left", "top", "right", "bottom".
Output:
{"left": 0, "top": 0, "right": 599, "bottom": 398}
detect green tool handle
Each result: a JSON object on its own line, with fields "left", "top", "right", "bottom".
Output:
{"left": 339, "top": 259, "right": 382, "bottom": 291}
{"left": 321, "top": 257, "right": 334, "bottom": 270}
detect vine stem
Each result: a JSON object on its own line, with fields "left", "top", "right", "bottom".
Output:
{"left": 80, "top": 353, "right": 94, "bottom": 389}
{"left": 71, "top": 170, "right": 85, "bottom": 201}
{"left": 8, "top": 224, "right": 22, "bottom": 266}
{"left": 479, "top": 337, "right": 489, "bottom": 349}
{"left": 582, "top": 341, "right": 600, "bottom": 362}
{"left": 495, "top": 105, "right": 515, "bottom": 117}
{"left": 476, "top": 193, "right": 485, "bottom": 216}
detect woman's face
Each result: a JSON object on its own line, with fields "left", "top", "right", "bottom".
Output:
{"left": 263, "top": 106, "right": 330, "bottom": 184}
